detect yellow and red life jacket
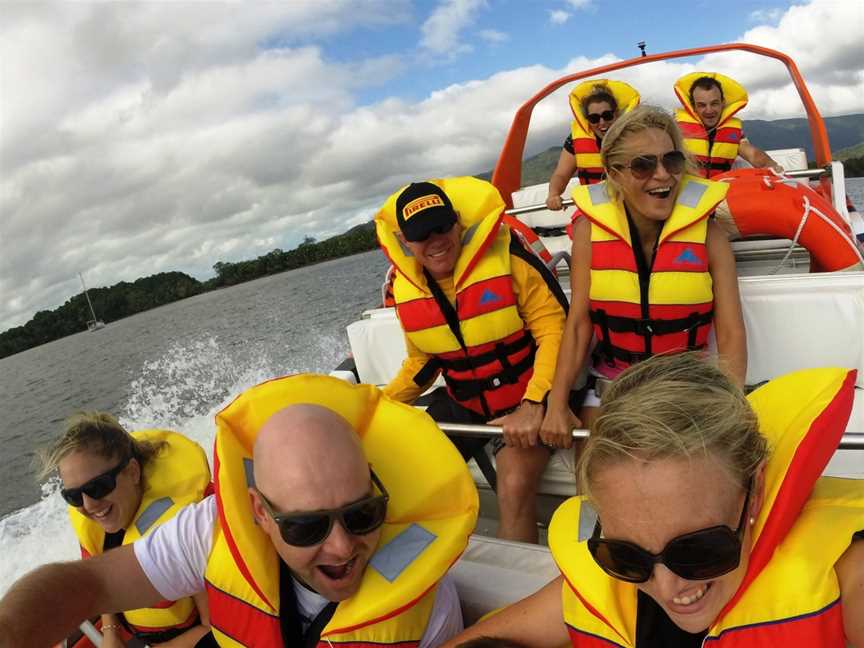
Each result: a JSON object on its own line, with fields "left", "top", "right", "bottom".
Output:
{"left": 376, "top": 176, "right": 565, "bottom": 418}
{"left": 572, "top": 177, "right": 727, "bottom": 375}
{"left": 204, "top": 374, "right": 478, "bottom": 647}
{"left": 569, "top": 80, "right": 640, "bottom": 185}
{"left": 549, "top": 366, "right": 861, "bottom": 647}
{"left": 674, "top": 72, "right": 748, "bottom": 178}
{"left": 70, "top": 429, "right": 211, "bottom": 640}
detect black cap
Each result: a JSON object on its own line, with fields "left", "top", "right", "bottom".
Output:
{"left": 395, "top": 182, "right": 458, "bottom": 242}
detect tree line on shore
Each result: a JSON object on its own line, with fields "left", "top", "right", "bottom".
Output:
{"left": 0, "top": 223, "right": 378, "bottom": 359}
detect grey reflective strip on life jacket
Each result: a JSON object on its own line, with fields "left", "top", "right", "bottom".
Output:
{"left": 530, "top": 239, "right": 546, "bottom": 255}
{"left": 461, "top": 222, "right": 479, "bottom": 247}
{"left": 578, "top": 501, "right": 598, "bottom": 542}
{"left": 396, "top": 234, "right": 414, "bottom": 258}
{"left": 369, "top": 523, "right": 437, "bottom": 583}
{"left": 676, "top": 181, "right": 709, "bottom": 209}
{"left": 587, "top": 183, "right": 610, "bottom": 206}
{"left": 136, "top": 497, "right": 174, "bottom": 535}
{"left": 243, "top": 457, "right": 256, "bottom": 488}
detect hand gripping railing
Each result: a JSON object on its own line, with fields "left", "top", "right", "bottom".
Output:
{"left": 436, "top": 422, "right": 864, "bottom": 449}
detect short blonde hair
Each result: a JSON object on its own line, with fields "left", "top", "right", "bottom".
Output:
{"left": 38, "top": 411, "right": 165, "bottom": 481}
{"left": 576, "top": 353, "right": 768, "bottom": 499}
{"left": 600, "top": 105, "right": 696, "bottom": 199}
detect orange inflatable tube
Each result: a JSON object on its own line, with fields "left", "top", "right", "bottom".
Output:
{"left": 715, "top": 168, "right": 864, "bottom": 272}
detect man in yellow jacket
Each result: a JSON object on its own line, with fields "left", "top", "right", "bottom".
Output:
{"left": 377, "top": 177, "right": 569, "bottom": 544}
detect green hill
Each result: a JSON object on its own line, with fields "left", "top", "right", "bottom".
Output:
{"left": 481, "top": 113, "right": 864, "bottom": 186}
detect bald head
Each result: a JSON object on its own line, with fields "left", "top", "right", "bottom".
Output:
{"left": 253, "top": 404, "right": 369, "bottom": 511}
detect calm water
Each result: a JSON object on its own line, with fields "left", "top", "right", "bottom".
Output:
{"left": 1, "top": 179, "right": 862, "bottom": 593}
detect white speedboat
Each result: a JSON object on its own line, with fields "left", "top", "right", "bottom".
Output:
{"left": 332, "top": 42, "right": 864, "bottom": 622}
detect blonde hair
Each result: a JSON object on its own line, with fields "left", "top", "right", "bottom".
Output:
{"left": 38, "top": 411, "right": 165, "bottom": 481}
{"left": 576, "top": 353, "right": 768, "bottom": 500}
{"left": 600, "top": 105, "right": 696, "bottom": 199}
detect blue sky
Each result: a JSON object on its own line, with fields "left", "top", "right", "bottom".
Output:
{"left": 1, "top": 0, "right": 862, "bottom": 330}
{"left": 298, "top": 0, "right": 799, "bottom": 103}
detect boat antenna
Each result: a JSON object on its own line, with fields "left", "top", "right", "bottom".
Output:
{"left": 637, "top": 41, "right": 647, "bottom": 57}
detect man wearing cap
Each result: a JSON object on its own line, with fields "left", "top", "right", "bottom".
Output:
{"left": 674, "top": 73, "right": 781, "bottom": 178}
{"left": 375, "top": 177, "right": 570, "bottom": 544}
{"left": 0, "top": 376, "right": 476, "bottom": 647}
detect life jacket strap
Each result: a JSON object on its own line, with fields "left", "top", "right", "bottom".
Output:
{"left": 589, "top": 310, "right": 714, "bottom": 338}
{"left": 590, "top": 309, "right": 712, "bottom": 366}
{"left": 437, "top": 333, "right": 534, "bottom": 372}
{"left": 443, "top": 345, "right": 536, "bottom": 403}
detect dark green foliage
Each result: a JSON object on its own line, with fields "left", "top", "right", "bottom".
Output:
{"left": 0, "top": 272, "right": 203, "bottom": 358}
{"left": 206, "top": 222, "right": 377, "bottom": 288}
{"left": 843, "top": 156, "right": 864, "bottom": 178}
{"left": 1, "top": 224, "right": 379, "bottom": 358}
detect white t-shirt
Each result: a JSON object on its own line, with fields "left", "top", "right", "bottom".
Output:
{"left": 134, "top": 496, "right": 463, "bottom": 647}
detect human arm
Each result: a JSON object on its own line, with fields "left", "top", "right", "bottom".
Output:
{"left": 706, "top": 220, "right": 747, "bottom": 386}
{"left": 738, "top": 139, "right": 782, "bottom": 172}
{"left": 838, "top": 538, "right": 864, "bottom": 647}
{"left": 0, "top": 545, "right": 163, "bottom": 648}
{"left": 540, "top": 217, "right": 593, "bottom": 449}
{"left": 546, "top": 149, "right": 578, "bottom": 210}
{"left": 382, "top": 334, "right": 438, "bottom": 404}
{"left": 490, "top": 245, "right": 568, "bottom": 447}
{"left": 156, "top": 591, "right": 211, "bottom": 648}
{"left": 440, "top": 576, "right": 568, "bottom": 648}
{"left": 99, "top": 613, "right": 126, "bottom": 648}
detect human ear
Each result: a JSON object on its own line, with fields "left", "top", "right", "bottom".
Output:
{"left": 248, "top": 488, "right": 270, "bottom": 528}
{"left": 748, "top": 462, "right": 768, "bottom": 524}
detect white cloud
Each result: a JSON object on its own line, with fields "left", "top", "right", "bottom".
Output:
{"left": 420, "top": 0, "right": 487, "bottom": 58}
{"left": 478, "top": 29, "right": 509, "bottom": 44}
{"left": 1, "top": 0, "right": 862, "bottom": 331}
{"left": 749, "top": 8, "right": 784, "bottom": 23}
{"left": 565, "top": 0, "right": 592, "bottom": 8}
{"left": 549, "top": 10, "right": 571, "bottom": 24}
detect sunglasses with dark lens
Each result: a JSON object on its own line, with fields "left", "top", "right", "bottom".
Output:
{"left": 412, "top": 222, "right": 455, "bottom": 243}
{"left": 616, "top": 150, "right": 686, "bottom": 180}
{"left": 60, "top": 456, "right": 131, "bottom": 507}
{"left": 587, "top": 481, "right": 751, "bottom": 583}
{"left": 586, "top": 110, "right": 616, "bottom": 124}
{"left": 257, "top": 469, "right": 389, "bottom": 547}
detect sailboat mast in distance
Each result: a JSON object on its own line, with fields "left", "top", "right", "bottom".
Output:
{"left": 78, "top": 272, "right": 106, "bottom": 332}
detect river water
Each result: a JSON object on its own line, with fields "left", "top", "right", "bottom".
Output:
{"left": 1, "top": 178, "right": 862, "bottom": 593}
{"left": 0, "top": 250, "right": 388, "bottom": 592}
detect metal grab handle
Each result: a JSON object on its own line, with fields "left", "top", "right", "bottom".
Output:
{"left": 782, "top": 167, "right": 830, "bottom": 178}
{"left": 506, "top": 199, "right": 574, "bottom": 217}
{"left": 438, "top": 422, "right": 588, "bottom": 440}
{"left": 437, "top": 422, "right": 864, "bottom": 449}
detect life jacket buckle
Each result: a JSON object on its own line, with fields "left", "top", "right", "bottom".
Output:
{"left": 635, "top": 319, "right": 654, "bottom": 336}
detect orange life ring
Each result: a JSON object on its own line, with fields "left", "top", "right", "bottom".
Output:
{"left": 714, "top": 168, "right": 864, "bottom": 272}
{"left": 503, "top": 214, "right": 554, "bottom": 266}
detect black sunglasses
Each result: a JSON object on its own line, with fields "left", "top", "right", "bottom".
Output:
{"left": 256, "top": 469, "right": 389, "bottom": 547}
{"left": 586, "top": 110, "right": 616, "bottom": 124}
{"left": 60, "top": 455, "right": 132, "bottom": 507}
{"left": 587, "top": 480, "right": 751, "bottom": 583}
{"left": 410, "top": 221, "right": 455, "bottom": 243}
{"left": 615, "top": 150, "right": 686, "bottom": 180}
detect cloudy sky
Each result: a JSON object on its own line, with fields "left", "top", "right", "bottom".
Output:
{"left": 2, "top": 0, "right": 862, "bottom": 331}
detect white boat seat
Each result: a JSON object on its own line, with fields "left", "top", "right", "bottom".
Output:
{"left": 343, "top": 272, "right": 864, "bottom": 490}
{"left": 451, "top": 535, "right": 559, "bottom": 625}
